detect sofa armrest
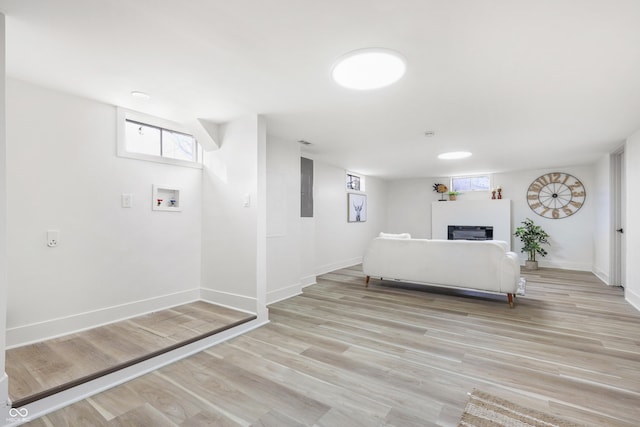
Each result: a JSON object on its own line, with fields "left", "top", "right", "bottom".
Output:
{"left": 500, "top": 252, "right": 521, "bottom": 293}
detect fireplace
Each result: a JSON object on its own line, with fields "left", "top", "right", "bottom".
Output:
{"left": 448, "top": 225, "right": 493, "bottom": 241}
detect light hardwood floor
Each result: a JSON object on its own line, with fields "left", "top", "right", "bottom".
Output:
{"left": 6, "top": 301, "right": 256, "bottom": 407}
{"left": 19, "top": 266, "right": 640, "bottom": 426}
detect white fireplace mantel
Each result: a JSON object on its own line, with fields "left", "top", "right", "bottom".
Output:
{"left": 431, "top": 199, "right": 512, "bottom": 249}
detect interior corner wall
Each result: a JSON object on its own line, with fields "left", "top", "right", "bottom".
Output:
{"left": 256, "top": 116, "right": 268, "bottom": 319}
{"left": 592, "top": 154, "right": 612, "bottom": 284}
{"left": 386, "top": 177, "right": 448, "bottom": 238}
{"left": 312, "top": 160, "right": 388, "bottom": 275}
{"left": 266, "top": 136, "right": 302, "bottom": 304}
{"left": 201, "top": 115, "right": 261, "bottom": 314}
{"left": 5, "top": 79, "right": 203, "bottom": 347}
{"left": 265, "top": 151, "right": 387, "bottom": 294}
{"left": 624, "top": 130, "right": 640, "bottom": 309}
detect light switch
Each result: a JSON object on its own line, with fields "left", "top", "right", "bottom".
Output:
{"left": 243, "top": 194, "right": 251, "bottom": 207}
{"left": 122, "top": 193, "right": 133, "bottom": 208}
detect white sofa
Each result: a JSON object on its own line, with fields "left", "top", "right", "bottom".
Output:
{"left": 362, "top": 234, "right": 521, "bottom": 307}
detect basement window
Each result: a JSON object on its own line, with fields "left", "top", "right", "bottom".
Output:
{"left": 347, "top": 172, "right": 365, "bottom": 191}
{"left": 117, "top": 108, "right": 203, "bottom": 168}
{"left": 451, "top": 174, "right": 491, "bottom": 192}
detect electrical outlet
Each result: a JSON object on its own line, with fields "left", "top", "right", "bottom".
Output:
{"left": 47, "top": 230, "right": 59, "bottom": 247}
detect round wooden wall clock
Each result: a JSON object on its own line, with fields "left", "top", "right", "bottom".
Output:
{"left": 526, "top": 172, "right": 586, "bottom": 219}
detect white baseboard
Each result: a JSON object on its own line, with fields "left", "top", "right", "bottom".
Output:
{"left": 626, "top": 288, "right": 640, "bottom": 313}
{"left": 266, "top": 283, "right": 302, "bottom": 305}
{"left": 592, "top": 266, "right": 610, "bottom": 285}
{"left": 535, "top": 259, "right": 592, "bottom": 271}
{"left": 199, "top": 288, "right": 257, "bottom": 314}
{"left": 5, "top": 289, "right": 201, "bottom": 349}
{"left": 315, "top": 256, "right": 362, "bottom": 277}
{"left": 4, "top": 318, "right": 268, "bottom": 427}
{"left": 300, "top": 275, "right": 316, "bottom": 288}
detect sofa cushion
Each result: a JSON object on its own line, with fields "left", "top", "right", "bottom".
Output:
{"left": 378, "top": 232, "right": 412, "bottom": 239}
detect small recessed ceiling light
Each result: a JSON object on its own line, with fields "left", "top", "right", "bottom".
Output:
{"left": 438, "top": 151, "right": 472, "bottom": 160}
{"left": 332, "top": 48, "right": 406, "bottom": 90}
{"left": 130, "top": 91, "right": 150, "bottom": 99}
{"left": 424, "top": 131, "right": 435, "bottom": 137}
{"left": 297, "top": 140, "right": 312, "bottom": 145}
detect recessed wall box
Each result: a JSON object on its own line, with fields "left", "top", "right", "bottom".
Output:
{"left": 152, "top": 185, "right": 182, "bottom": 211}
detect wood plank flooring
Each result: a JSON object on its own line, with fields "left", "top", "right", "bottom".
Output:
{"left": 6, "top": 301, "right": 256, "bottom": 407}
{"left": 19, "top": 266, "right": 640, "bottom": 426}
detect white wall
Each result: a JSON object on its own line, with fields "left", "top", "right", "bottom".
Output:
{"left": 6, "top": 79, "right": 203, "bottom": 347}
{"left": 201, "top": 115, "right": 266, "bottom": 317}
{"left": 0, "top": 13, "right": 9, "bottom": 419}
{"left": 625, "top": 130, "right": 640, "bottom": 309}
{"left": 312, "top": 161, "right": 388, "bottom": 275}
{"left": 300, "top": 216, "right": 316, "bottom": 286}
{"left": 386, "top": 178, "right": 444, "bottom": 238}
{"left": 266, "top": 136, "right": 302, "bottom": 303}
{"left": 593, "top": 154, "right": 611, "bottom": 284}
{"left": 265, "top": 148, "right": 387, "bottom": 298}
{"left": 256, "top": 116, "right": 267, "bottom": 319}
{"left": 386, "top": 165, "right": 596, "bottom": 270}
{"left": 431, "top": 199, "right": 512, "bottom": 248}
{"left": 500, "top": 165, "right": 595, "bottom": 270}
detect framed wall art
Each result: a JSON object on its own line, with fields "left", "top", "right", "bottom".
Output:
{"left": 348, "top": 193, "right": 367, "bottom": 222}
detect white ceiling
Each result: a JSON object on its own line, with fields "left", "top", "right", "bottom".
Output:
{"left": 1, "top": 0, "right": 640, "bottom": 179}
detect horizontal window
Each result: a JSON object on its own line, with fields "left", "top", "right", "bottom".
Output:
{"left": 117, "top": 108, "right": 203, "bottom": 169}
{"left": 346, "top": 172, "right": 365, "bottom": 192}
{"left": 451, "top": 174, "right": 491, "bottom": 192}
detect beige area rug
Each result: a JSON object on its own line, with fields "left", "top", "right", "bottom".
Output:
{"left": 459, "top": 389, "right": 581, "bottom": 427}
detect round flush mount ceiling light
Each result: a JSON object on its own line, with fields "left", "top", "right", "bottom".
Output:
{"left": 130, "top": 91, "right": 150, "bottom": 99}
{"left": 331, "top": 48, "right": 406, "bottom": 90}
{"left": 438, "top": 151, "right": 472, "bottom": 160}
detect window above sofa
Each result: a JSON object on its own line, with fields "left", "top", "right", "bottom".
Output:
{"left": 346, "top": 172, "right": 365, "bottom": 192}
{"left": 450, "top": 174, "right": 491, "bottom": 192}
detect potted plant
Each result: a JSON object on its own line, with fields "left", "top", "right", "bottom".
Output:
{"left": 514, "top": 218, "right": 550, "bottom": 270}
{"left": 448, "top": 191, "right": 460, "bottom": 201}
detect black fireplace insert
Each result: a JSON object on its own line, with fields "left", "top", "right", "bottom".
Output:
{"left": 447, "top": 225, "right": 493, "bottom": 241}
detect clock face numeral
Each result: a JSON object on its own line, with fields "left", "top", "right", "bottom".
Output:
{"left": 526, "top": 173, "right": 585, "bottom": 219}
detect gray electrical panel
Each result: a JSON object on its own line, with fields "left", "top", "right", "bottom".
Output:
{"left": 301, "top": 157, "right": 313, "bottom": 217}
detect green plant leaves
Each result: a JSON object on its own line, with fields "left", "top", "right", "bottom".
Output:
{"left": 514, "top": 218, "right": 550, "bottom": 262}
